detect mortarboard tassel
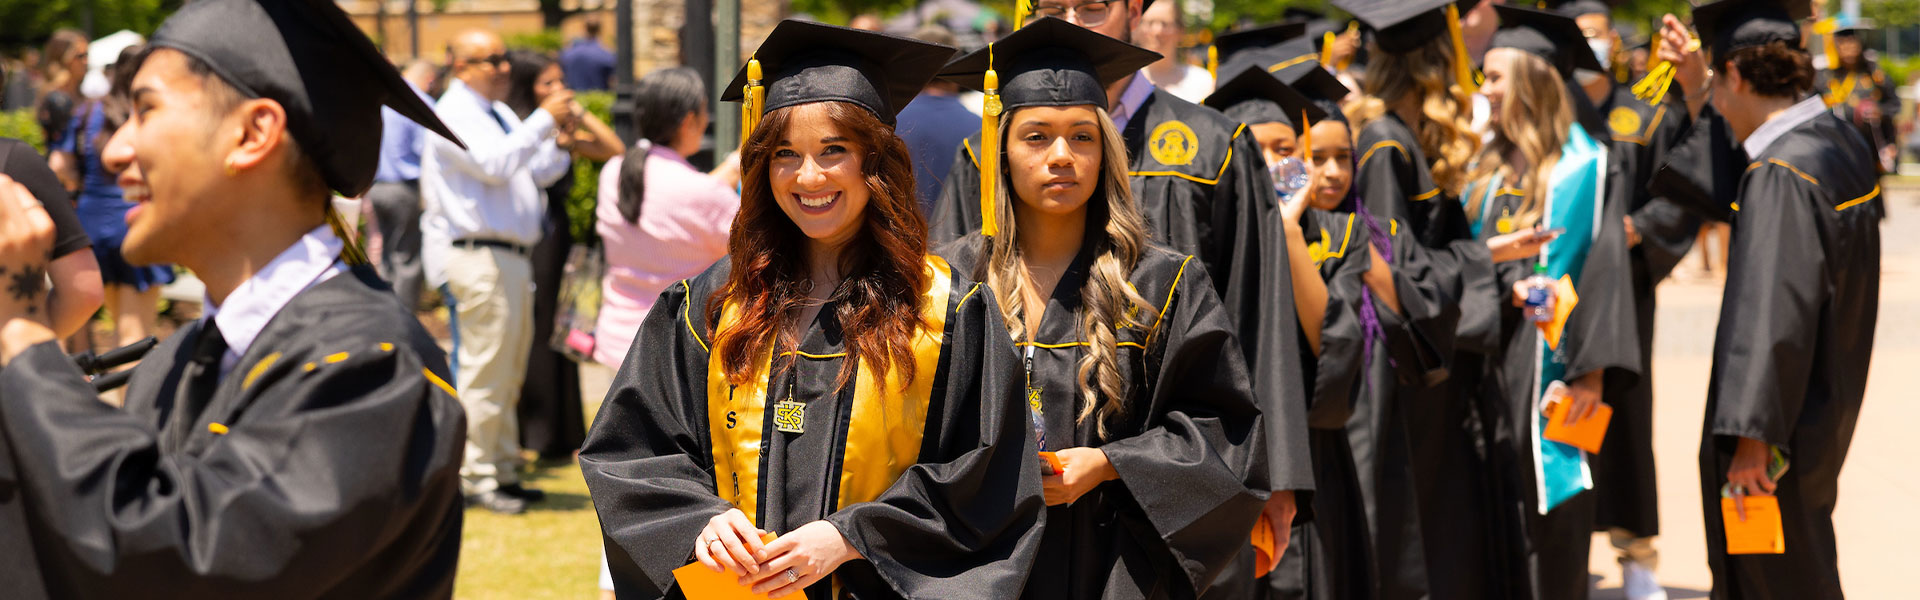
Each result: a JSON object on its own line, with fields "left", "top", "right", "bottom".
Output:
{"left": 1814, "top": 18, "right": 1846, "bottom": 106}
{"left": 980, "top": 44, "right": 1003, "bottom": 237}
{"left": 1301, "top": 110, "right": 1314, "bottom": 165}
{"left": 1320, "top": 31, "right": 1335, "bottom": 68}
{"left": 1207, "top": 44, "right": 1218, "bottom": 81}
{"left": 1630, "top": 32, "right": 1692, "bottom": 105}
{"left": 325, "top": 205, "right": 371, "bottom": 267}
{"left": 1336, "top": 21, "right": 1358, "bottom": 72}
{"left": 1014, "top": 0, "right": 1032, "bottom": 30}
{"left": 741, "top": 56, "right": 763, "bottom": 145}
{"left": 1445, "top": 4, "right": 1479, "bottom": 94}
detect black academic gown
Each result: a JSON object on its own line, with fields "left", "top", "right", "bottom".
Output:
{"left": 932, "top": 86, "right": 1313, "bottom": 600}
{"left": 1468, "top": 174, "right": 1642, "bottom": 600}
{"left": 1817, "top": 63, "right": 1899, "bottom": 155}
{"left": 1674, "top": 108, "right": 1881, "bottom": 600}
{"left": 1352, "top": 114, "right": 1507, "bottom": 600}
{"left": 1268, "top": 209, "right": 1379, "bottom": 600}
{"left": 1590, "top": 85, "right": 1696, "bottom": 540}
{"left": 941, "top": 236, "right": 1268, "bottom": 600}
{"left": 581, "top": 256, "right": 1046, "bottom": 600}
{"left": 0, "top": 265, "right": 467, "bottom": 599}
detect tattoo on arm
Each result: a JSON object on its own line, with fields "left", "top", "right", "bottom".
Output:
{"left": 5, "top": 264, "right": 46, "bottom": 315}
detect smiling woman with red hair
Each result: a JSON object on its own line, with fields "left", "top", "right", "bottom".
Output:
{"left": 580, "top": 20, "right": 1044, "bottom": 600}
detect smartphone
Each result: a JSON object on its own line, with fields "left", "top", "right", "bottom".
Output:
{"left": 1531, "top": 227, "right": 1567, "bottom": 241}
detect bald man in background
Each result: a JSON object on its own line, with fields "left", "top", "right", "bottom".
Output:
{"left": 421, "top": 30, "right": 576, "bottom": 515}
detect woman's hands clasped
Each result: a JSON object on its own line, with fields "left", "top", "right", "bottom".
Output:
{"left": 692, "top": 509, "right": 862, "bottom": 598}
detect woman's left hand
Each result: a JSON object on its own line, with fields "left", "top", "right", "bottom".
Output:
{"left": 1563, "top": 371, "right": 1605, "bottom": 426}
{"left": 745, "top": 520, "right": 861, "bottom": 597}
{"left": 1041, "top": 447, "right": 1117, "bottom": 506}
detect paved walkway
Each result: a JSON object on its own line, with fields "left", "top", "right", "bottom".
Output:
{"left": 1586, "top": 180, "right": 1920, "bottom": 598}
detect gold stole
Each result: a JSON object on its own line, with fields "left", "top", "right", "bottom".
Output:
{"left": 706, "top": 257, "right": 955, "bottom": 526}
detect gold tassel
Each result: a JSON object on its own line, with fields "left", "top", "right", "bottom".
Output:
{"left": 325, "top": 204, "right": 371, "bottom": 267}
{"left": 741, "top": 56, "right": 763, "bottom": 146}
{"left": 1300, "top": 110, "right": 1313, "bottom": 164}
{"left": 1320, "top": 31, "right": 1335, "bottom": 67}
{"left": 1014, "top": 0, "right": 1031, "bottom": 29}
{"left": 980, "top": 44, "right": 1003, "bottom": 237}
{"left": 1446, "top": 5, "right": 1478, "bottom": 94}
{"left": 1207, "top": 44, "right": 1218, "bottom": 80}
{"left": 1336, "top": 21, "right": 1358, "bottom": 72}
{"left": 1815, "top": 18, "right": 1839, "bottom": 71}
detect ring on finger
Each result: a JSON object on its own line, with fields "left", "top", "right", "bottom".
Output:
{"left": 786, "top": 568, "right": 799, "bottom": 583}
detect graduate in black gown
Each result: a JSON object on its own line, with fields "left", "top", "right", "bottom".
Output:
{"left": 579, "top": 21, "right": 1044, "bottom": 599}
{"left": 1464, "top": 7, "right": 1643, "bottom": 599}
{"left": 1202, "top": 63, "right": 1384, "bottom": 600}
{"left": 0, "top": 0, "right": 469, "bottom": 597}
{"left": 933, "top": 23, "right": 1267, "bottom": 598}
{"left": 1334, "top": 1, "right": 1555, "bottom": 597}
{"left": 1648, "top": 3, "right": 1880, "bottom": 597}
{"left": 1547, "top": 1, "right": 1697, "bottom": 588}
{"left": 934, "top": 14, "right": 1316, "bottom": 573}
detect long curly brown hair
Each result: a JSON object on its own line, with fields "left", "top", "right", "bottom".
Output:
{"left": 708, "top": 101, "right": 930, "bottom": 390}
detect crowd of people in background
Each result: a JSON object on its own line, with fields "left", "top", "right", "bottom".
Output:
{"left": 0, "top": 1, "right": 1904, "bottom": 599}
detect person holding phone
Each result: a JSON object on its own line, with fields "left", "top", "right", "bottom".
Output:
{"left": 1464, "top": 7, "right": 1643, "bottom": 598}
{"left": 935, "top": 20, "right": 1268, "bottom": 599}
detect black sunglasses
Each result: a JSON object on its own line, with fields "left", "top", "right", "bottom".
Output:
{"left": 465, "top": 53, "right": 508, "bottom": 67}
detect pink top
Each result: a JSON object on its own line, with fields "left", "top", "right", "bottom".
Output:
{"left": 593, "top": 145, "right": 739, "bottom": 367}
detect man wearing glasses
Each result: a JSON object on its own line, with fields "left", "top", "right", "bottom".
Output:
{"left": 421, "top": 30, "right": 577, "bottom": 515}
{"left": 931, "top": 3, "right": 1314, "bottom": 598}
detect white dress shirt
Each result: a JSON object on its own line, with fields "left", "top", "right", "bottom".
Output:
{"left": 1110, "top": 72, "right": 1158, "bottom": 131}
{"left": 1741, "top": 94, "right": 1828, "bottom": 159}
{"left": 203, "top": 224, "right": 349, "bottom": 379}
{"left": 420, "top": 79, "right": 572, "bottom": 286}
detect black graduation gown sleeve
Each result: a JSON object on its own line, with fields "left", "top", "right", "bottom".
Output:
{"left": 0, "top": 311, "right": 464, "bottom": 598}
{"left": 1560, "top": 172, "right": 1644, "bottom": 387}
{"left": 582, "top": 266, "right": 1046, "bottom": 599}
{"left": 1649, "top": 104, "right": 1744, "bottom": 223}
{"left": 1625, "top": 102, "right": 1699, "bottom": 284}
{"left": 1704, "top": 166, "right": 1827, "bottom": 447}
{"left": 930, "top": 134, "right": 985, "bottom": 246}
{"left": 1097, "top": 258, "right": 1270, "bottom": 594}
{"left": 1300, "top": 210, "right": 1372, "bottom": 427}
{"left": 2, "top": 137, "right": 92, "bottom": 258}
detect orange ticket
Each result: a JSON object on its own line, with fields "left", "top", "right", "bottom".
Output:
{"left": 1251, "top": 512, "right": 1279, "bottom": 577}
{"left": 1544, "top": 396, "right": 1611, "bottom": 454}
{"left": 1721, "top": 496, "right": 1786, "bottom": 555}
{"left": 673, "top": 532, "right": 781, "bottom": 599}
{"left": 1536, "top": 275, "right": 1579, "bottom": 350}
{"left": 1039, "top": 451, "right": 1065, "bottom": 476}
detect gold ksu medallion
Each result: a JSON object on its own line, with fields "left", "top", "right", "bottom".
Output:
{"left": 1608, "top": 106, "right": 1642, "bottom": 138}
{"left": 774, "top": 399, "right": 806, "bottom": 434}
{"left": 1148, "top": 120, "right": 1199, "bottom": 166}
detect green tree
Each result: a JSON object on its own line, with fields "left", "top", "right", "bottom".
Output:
{"left": 0, "top": 0, "right": 178, "bottom": 48}
{"left": 1863, "top": 0, "right": 1920, "bottom": 28}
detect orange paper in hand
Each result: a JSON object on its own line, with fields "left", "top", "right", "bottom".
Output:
{"left": 1721, "top": 496, "right": 1786, "bottom": 554}
{"left": 673, "top": 532, "right": 781, "bottom": 600}
{"left": 1536, "top": 275, "right": 1579, "bottom": 350}
{"left": 1251, "top": 512, "right": 1279, "bottom": 577}
{"left": 1544, "top": 394, "right": 1611, "bottom": 454}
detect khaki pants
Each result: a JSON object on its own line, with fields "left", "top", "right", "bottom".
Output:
{"left": 1608, "top": 527, "right": 1660, "bottom": 569}
{"left": 444, "top": 244, "right": 535, "bottom": 494}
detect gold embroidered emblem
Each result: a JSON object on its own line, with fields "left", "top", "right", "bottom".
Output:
{"left": 1026, "top": 386, "right": 1043, "bottom": 414}
{"left": 1608, "top": 106, "right": 1642, "bottom": 137}
{"left": 773, "top": 400, "right": 806, "bottom": 433}
{"left": 1148, "top": 120, "right": 1200, "bottom": 166}
{"left": 1308, "top": 227, "right": 1330, "bottom": 266}
{"left": 1496, "top": 208, "right": 1516, "bottom": 234}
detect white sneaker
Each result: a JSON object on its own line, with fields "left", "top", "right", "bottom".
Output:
{"left": 1622, "top": 561, "right": 1669, "bottom": 600}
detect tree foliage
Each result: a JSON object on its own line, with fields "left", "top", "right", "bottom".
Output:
{"left": 0, "top": 0, "right": 179, "bottom": 49}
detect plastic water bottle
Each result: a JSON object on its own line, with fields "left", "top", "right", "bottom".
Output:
{"left": 1524, "top": 263, "right": 1556, "bottom": 323}
{"left": 1270, "top": 156, "right": 1309, "bottom": 201}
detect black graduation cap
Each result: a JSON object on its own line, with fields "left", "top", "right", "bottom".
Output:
{"left": 1284, "top": 66, "right": 1353, "bottom": 122}
{"left": 1333, "top": 0, "right": 1483, "bottom": 54}
{"left": 1545, "top": 0, "right": 1613, "bottom": 18}
{"left": 1213, "top": 22, "right": 1310, "bottom": 70}
{"left": 940, "top": 17, "right": 1159, "bottom": 112}
{"left": 1490, "top": 4, "right": 1608, "bottom": 76}
{"left": 721, "top": 19, "right": 957, "bottom": 125}
{"left": 1690, "top": 0, "right": 1811, "bottom": 63}
{"left": 1203, "top": 64, "right": 1324, "bottom": 131}
{"left": 140, "top": 0, "right": 463, "bottom": 198}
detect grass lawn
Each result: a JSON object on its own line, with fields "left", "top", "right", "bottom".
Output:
{"left": 454, "top": 457, "right": 605, "bottom": 600}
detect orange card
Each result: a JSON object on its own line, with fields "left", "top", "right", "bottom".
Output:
{"left": 1544, "top": 396, "right": 1611, "bottom": 454}
{"left": 1535, "top": 275, "right": 1580, "bottom": 350}
{"left": 1721, "top": 496, "right": 1786, "bottom": 555}
{"left": 673, "top": 532, "right": 780, "bottom": 600}
{"left": 1039, "top": 451, "right": 1065, "bottom": 476}
{"left": 1250, "top": 512, "right": 1279, "bottom": 577}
